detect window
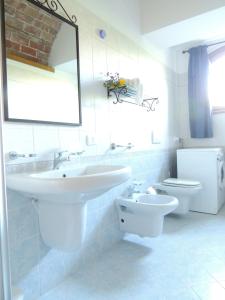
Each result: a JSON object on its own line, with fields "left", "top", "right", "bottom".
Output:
{"left": 208, "top": 53, "right": 225, "bottom": 113}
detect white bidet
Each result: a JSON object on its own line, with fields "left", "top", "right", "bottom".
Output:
{"left": 116, "top": 194, "right": 178, "bottom": 237}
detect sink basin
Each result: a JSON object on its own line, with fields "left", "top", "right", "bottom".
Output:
{"left": 6, "top": 164, "right": 132, "bottom": 252}
{"left": 7, "top": 164, "right": 132, "bottom": 195}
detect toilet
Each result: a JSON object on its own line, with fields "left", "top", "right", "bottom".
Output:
{"left": 152, "top": 178, "right": 202, "bottom": 215}
{"left": 116, "top": 193, "right": 178, "bottom": 237}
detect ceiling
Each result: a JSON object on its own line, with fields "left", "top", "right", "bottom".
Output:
{"left": 75, "top": 0, "right": 225, "bottom": 67}
{"left": 144, "top": 6, "right": 225, "bottom": 49}
{"left": 140, "top": 0, "right": 225, "bottom": 34}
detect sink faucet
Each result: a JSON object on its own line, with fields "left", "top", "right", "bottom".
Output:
{"left": 53, "top": 150, "right": 69, "bottom": 169}
{"left": 53, "top": 150, "right": 85, "bottom": 169}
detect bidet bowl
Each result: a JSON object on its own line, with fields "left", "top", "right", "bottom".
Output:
{"left": 116, "top": 194, "right": 178, "bottom": 238}
{"left": 137, "top": 194, "right": 179, "bottom": 215}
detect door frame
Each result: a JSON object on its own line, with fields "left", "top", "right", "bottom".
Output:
{"left": 0, "top": 0, "right": 12, "bottom": 299}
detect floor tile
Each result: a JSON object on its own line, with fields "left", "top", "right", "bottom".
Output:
{"left": 38, "top": 206, "right": 225, "bottom": 300}
{"left": 191, "top": 280, "right": 225, "bottom": 300}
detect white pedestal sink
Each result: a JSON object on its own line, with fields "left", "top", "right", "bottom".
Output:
{"left": 7, "top": 165, "right": 131, "bottom": 252}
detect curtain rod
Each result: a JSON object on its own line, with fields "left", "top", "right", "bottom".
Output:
{"left": 182, "top": 40, "right": 225, "bottom": 54}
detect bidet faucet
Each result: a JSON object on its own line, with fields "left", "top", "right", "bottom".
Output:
{"left": 126, "top": 181, "right": 144, "bottom": 198}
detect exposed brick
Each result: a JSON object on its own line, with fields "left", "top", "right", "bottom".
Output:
{"left": 15, "top": 11, "right": 33, "bottom": 24}
{"left": 4, "top": 4, "right": 15, "bottom": 16}
{"left": 5, "top": 15, "right": 24, "bottom": 31}
{"left": 5, "top": 30, "right": 11, "bottom": 40}
{"left": 29, "top": 36, "right": 43, "bottom": 44}
{"left": 29, "top": 40, "right": 45, "bottom": 52}
{"left": 34, "top": 20, "right": 51, "bottom": 33}
{"left": 41, "top": 14, "right": 55, "bottom": 26}
{"left": 14, "top": 2, "right": 27, "bottom": 11}
{"left": 5, "top": 0, "right": 62, "bottom": 66}
{"left": 37, "top": 51, "right": 48, "bottom": 65}
{"left": 24, "top": 6, "right": 39, "bottom": 19}
{"left": 14, "top": 51, "right": 40, "bottom": 63}
{"left": 44, "top": 43, "right": 51, "bottom": 53}
{"left": 48, "top": 27, "right": 59, "bottom": 36}
{"left": 23, "top": 25, "right": 41, "bottom": 37}
{"left": 40, "top": 31, "right": 54, "bottom": 43}
{"left": 21, "top": 45, "right": 37, "bottom": 57}
{"left": 6, "top": 40, "right": 21, "bottom": 52}
{"left": 11, "top": 31, "right": 29, "bottom": 46}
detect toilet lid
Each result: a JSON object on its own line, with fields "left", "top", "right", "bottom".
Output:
{"left": 162, "top": 178, "right": 201, "bottom": 187}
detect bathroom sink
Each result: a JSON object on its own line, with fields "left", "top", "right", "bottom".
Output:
{"left": 7, "top": 164, "right": 132, "bottom": 252}
{"left": 7, "top": 164, "right": 131, "bottom": 195}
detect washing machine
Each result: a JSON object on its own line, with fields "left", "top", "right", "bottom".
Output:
{"left": 177, "top": 148, "right": 225, "bottom": 214}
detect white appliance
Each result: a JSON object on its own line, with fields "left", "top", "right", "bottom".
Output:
{"left": 177, "top": 148, "right": 225, "bottom": 214}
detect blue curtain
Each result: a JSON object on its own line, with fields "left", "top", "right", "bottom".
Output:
{"left": 188, "top": 46, "right": 213, "bottom": 138}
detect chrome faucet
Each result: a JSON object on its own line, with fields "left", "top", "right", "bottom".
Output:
{"left": 53, "top": 150, "right": 85, "bottom": 169}
{"left": 8, "top": 151, "right": 37, "bottom": 160}
{"left": 110, "top": 142, "right": 134, "bottom": 150}
{"left": 53, "top": 151, "right": 69, "bottom": 169}
{"left": 126, "top": 181, "right": 144, "bottom": 198}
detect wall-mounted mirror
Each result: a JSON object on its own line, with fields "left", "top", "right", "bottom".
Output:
{"left": 2, "top": 0, "right": 81, "bottom": 126}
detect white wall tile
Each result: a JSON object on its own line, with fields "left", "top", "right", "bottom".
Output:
{"left": 58, "top": 127, "right": 81, "bottom": 152}
{"left": 33, "top": 126, "right": 60, "bottom": 159}
{"left": 3, "top": 124, "right": 34, "bottom": 155}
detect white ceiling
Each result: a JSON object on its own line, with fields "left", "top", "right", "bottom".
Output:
{"left": 140, "top": 0, "right": 225, "bottom": 34}
{"left": 144, "top": 6, "right": 225, "bottom": 49}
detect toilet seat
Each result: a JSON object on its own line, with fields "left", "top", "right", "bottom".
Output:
{"left": 162, "top": 178, "right": 201, "bottom": 188}
{"left": 152, "top": 178, "right": 202, "bottom": 215}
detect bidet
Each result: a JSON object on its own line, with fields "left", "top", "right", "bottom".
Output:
{"left": 116, "top": 194, "right": 178, "bottom": 237}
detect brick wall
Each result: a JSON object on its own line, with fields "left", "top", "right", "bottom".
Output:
{"left": 4, "top": 0, "right": 62, "bottom": 66}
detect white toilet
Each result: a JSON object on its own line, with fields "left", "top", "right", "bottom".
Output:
{"left": 116, "top": 193, "right": 178, "bottom": 237}
{"left": 152, "top": 178, "right": 202, "bottom": 215}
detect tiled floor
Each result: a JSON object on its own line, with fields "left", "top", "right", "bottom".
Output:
{"left": 39, "top": 206, "right": 225, "bottom": 300}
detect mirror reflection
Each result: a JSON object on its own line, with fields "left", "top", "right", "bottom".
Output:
{"left": 4, "top": 0, "right": 81, "bottom": 125}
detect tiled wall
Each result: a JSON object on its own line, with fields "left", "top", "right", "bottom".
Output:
{"left": 3, "top": 0, "right": 178, "bottom": 299}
